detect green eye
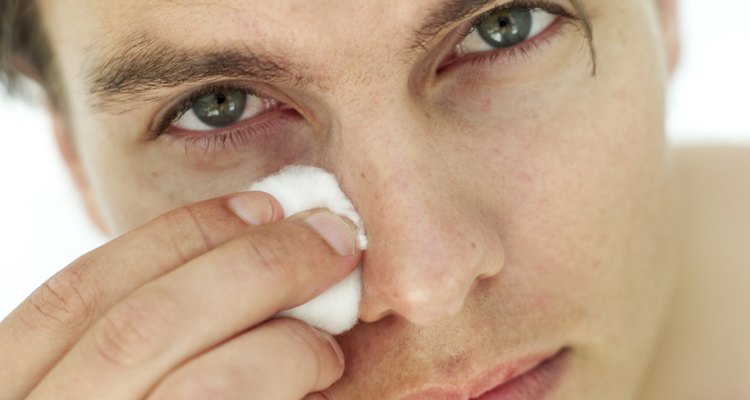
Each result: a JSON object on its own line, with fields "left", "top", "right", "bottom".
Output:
{"left": 192, "top": 88, "right": 247, "bottom": 128}
{"left": 454, "top": 6, "right": 558, "bottom": 57}
{"left": 476, "top": 7, "right": 533, "bottom": 48}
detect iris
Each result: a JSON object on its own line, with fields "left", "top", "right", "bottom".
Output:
{"left": 477, "top": 7, "right": 533, "bottom": 48}
{"left": 192, "top": 88, "right": 247, "bottom": 127}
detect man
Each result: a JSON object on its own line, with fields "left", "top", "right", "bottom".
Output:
{"left": 0, "top": 0, "right": 748, "bottom": 398}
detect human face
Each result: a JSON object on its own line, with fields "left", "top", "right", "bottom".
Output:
{"left": 40, "top": 0, "right": 677, "bottom": 398}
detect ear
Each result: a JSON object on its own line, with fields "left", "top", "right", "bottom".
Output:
{"left": 655, "top": 0, "right": 681, "bottom": 76}
{"left": 48, "top": 106, "right": 110, "bottom": 236}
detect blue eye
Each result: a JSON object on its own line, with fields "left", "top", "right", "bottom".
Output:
{"left": 457, "top": 7, "right": 557, "bottom": 55}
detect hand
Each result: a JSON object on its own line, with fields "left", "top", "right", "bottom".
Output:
{"left": 0, "top": 192, "right": 360, "bottom": 400}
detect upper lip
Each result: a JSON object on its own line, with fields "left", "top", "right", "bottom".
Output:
{"left": 398, "top": 348, "right": 561, "bottom": 400}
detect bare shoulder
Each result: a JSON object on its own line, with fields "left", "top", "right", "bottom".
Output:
{"left": 673, "top": 144, "right": 750, "bottom": 237}
{"left": 671, "top": 142, "right": 750, "bottom": 290}
{"left": 674, "top": 143, "right": 750, "bottom": 196}
{"left": 651, "top": 143, "right": 750, "bottom": 399}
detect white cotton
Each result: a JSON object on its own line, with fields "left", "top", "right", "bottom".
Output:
{"left": 249, "top": 165, "right": 367, "bottom": 335}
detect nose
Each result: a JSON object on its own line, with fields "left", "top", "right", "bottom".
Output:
{"left": 333, "top": 107, "right": 505, "bottom": 326}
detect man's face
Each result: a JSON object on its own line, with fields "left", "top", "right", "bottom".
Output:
{"left": 40, "top": 0, "right": 676, "bottom": 398}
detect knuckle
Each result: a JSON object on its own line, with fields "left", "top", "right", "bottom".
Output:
{"left": 26, "top": 259, "right": 100, "bottom": 330}
{"left": 155, "top": 205, "right": 214, "bottom": 264}
{"left": 92, "top": 294, "right": 171, "bottom": 367}
{"left": 233, "top": 232, "right": 294, "bottom": 283}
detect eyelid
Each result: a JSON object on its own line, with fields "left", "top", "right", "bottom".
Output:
{"left": 457, "top": 8, "right": 557, "bottom": 56}
{"left": 487, "top": 0, "right": 577, "bottom": 21}
{"left": 158, "top": 109, "right": 300, "bottom": 158}
{"left": 147, "top": 81, "right": 278, "bottom": 139}
{"left": 436, "top": 0, "right": 580, "bottom": 69}
{"left": 172, "top": 94, "right": 279, "bottom": 132}
{"left": 442, "top": 0, "right": 578, "bottom": 43}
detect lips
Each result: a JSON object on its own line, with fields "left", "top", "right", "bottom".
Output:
{"left": 472, "top": 348, "right": 570, "bottom": 400}
{"left": 399, "top": 348, "right": 570, "bottom": 400}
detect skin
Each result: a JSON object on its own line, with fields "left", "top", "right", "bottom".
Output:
{"left": 0, "top": 0, "right": 748, "bottom": 398}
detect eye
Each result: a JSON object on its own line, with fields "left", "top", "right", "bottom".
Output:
{"left": 172, "top": 87, "right": 278, "bottom": 131}
{"left": 457, "top": 6, "right": 558, "bottom": 56}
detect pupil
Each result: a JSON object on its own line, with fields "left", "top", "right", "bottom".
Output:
{"left": 477, "top": 7, "right": 533, "bottom": 48}
{"left": 192, "top": 88, "right": 247, "bottom": 128}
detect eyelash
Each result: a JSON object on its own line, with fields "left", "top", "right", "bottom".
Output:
{"left": 149, "top": 82, "right": 265, "bottom": 137}
{"left": 176, "top": 117, "right": 282, "bottom": 155}
{"left": 443, "top": 0, "right": 579, "bottom": 71}
{"left": 462, "top": 18, "right": 570, "bottom": 69}
{"left": 148, "top": 82, "right": 294, "bottom": 156}
{"left": 151, "top": 0, "right": 579, "bottom": 154}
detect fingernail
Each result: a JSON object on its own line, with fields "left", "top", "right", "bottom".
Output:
{"left": 228, "top": 193, "right": 274, "bottom": 225}
{"left": 306, "top": 212, "right": 357, "bottom": 256}
{"left": 316, "top": 329, "right": 346, "bottom": 369}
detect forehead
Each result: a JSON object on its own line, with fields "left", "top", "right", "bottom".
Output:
{"left": 41, "top": 1, "right": 456, "bottom": 89}
{"left": 45, "top": 1, "right": 432, "bottom": 50}
{"left": 40, "top": 0, "right": 598, "bottom": 62}
{"left": 40, "top": 0, "right": 613, "bottom": 110}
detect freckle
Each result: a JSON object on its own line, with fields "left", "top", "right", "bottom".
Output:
{"left": 151, "top": 171, "right": 159, "bottom": 178}
{"left": 360, "top": 172, "right": 366, "bottom": 179}
{"left": 480, "top": 99, "right": 491, "bottom": 112}
{"left": 471, "top": 242, "right": 477, "bottom": 249}
{"left": 519, "top": 171, "right": 533, "bottom": 183}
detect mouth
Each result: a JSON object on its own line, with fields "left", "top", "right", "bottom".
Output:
{"left": 470, "top": 348, "right": 570, "bottom": 400}
{"left": 400, "top": 347, "right": 571, "bottom": 400}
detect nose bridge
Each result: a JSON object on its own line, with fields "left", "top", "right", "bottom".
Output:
{"left": 331, "top": 96, "right": 502, "bottom": 326}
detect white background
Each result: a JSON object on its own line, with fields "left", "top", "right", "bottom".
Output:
{"left": 1, "top": 0, "right": 748, "bottom": 318}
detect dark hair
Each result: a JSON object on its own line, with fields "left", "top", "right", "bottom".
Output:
{"left": 0, "top": 0, "right": 62, "bottom": 108}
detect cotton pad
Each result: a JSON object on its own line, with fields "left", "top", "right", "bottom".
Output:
{"left": 249, "top": 165, "right": 367, "bottom": 335}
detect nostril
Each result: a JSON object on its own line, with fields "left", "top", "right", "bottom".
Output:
{"left": 341, "top": 161, "right": 504, "bottom": 327}
{"left": 477, "top": 271, "right": 499, "bottom": 282}
{"left": 358, "top": 243, "right": 489, "bottom": 325}
{"left": 357, "top": 306, "right": 395, "bottom": 324}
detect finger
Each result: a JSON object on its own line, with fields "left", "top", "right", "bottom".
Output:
{"left": 0, "top": 191, "right": 283, "bottom": 398}
{"left": 147, "top": 318, "right": 344, "bottom": 400}
{"left": 27, "top": 210, "right": 360, "bottom": 400}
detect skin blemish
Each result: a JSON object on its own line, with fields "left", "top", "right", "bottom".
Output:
{"left": 479, "top": 98, "right": 492, "bottom": 112}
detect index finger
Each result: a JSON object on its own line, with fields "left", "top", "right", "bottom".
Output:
{"left": 0, "top": 191, "right": 283, "bottom": 399}
{"left": 27, "top": 210, "right": 361, "bottom": 399}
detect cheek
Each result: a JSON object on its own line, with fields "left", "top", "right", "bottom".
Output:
{"left": 75, "top": 114, "right": 320, "bottom": 234}
{"left": 445, "top": 43, "right": 670, "bottom": 330}
{"left": 75, "top": 131, "right": 184, "bottom": 234}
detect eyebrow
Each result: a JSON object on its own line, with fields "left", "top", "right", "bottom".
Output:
{"left": 87, "top": 0, "right": 595, "bottom": 111}
{"left": 85, "top": 34, "right": 310, "bottom": 111}
{"left": 414, "top": 0, "right": 501, "bottom": 45}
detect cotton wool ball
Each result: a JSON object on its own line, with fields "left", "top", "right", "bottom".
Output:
{"left": 249, "top": 165, "right": 367, "bottom": 335}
